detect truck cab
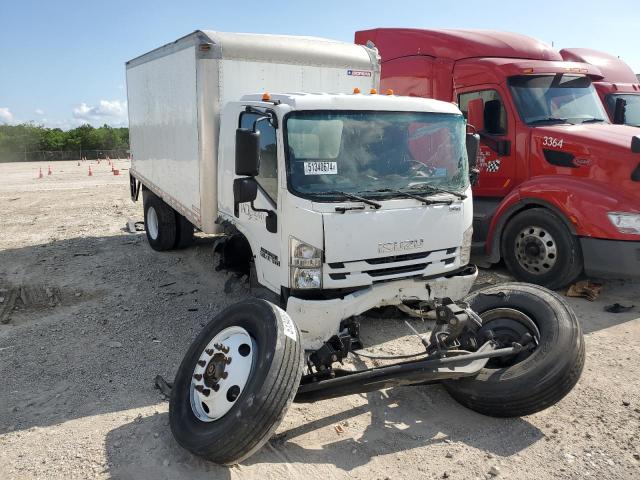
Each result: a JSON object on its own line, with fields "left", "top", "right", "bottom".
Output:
{"left": 218, "top": 92, "right": 477, "bottom": 348}
{"left": 560, "top": 48, "right": 640, "bottom": 127}
{"left": 356, "top": 28, "right": 640, "bottom": 288}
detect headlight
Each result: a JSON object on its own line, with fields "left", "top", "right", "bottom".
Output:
{"left": 290, "top": 237, "right": 322, "bottom": 289}
{"left": 460, "top": 225, "right": 473, "bottom": 265}
{"left": 607, "top": 212, "right": 640, "bottom": 235}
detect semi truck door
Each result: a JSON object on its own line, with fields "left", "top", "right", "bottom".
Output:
{"left": 458, "top": 89, "right": 516, "bottom": 197}
{"left": 238, "top": 111, "right": 282, "bottom": 293}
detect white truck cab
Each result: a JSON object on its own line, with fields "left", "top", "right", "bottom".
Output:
{"left": 217, "top": 93, "right": 476, "bottom": 348}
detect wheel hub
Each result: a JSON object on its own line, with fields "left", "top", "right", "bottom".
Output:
{"left": 190, "top": 326, "right": 254, "bottom": 422}
{"left": 514, "top": 226, "right": 557, "bottom": 275}
{"left": 147, "top": 206, "right": 159, "bottom": 240}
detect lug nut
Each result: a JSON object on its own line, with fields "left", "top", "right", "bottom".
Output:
{"left": 212, "top": 384, "right": 220, "bottom": 392}
{"left": 193, "top": 374, "right": 202, "bottom": 381}
{"left": 226, "top": 357, "right": 232, "bottom": 365}
{"left": 195, "top": 385, "right": 204, "bottom": 392}
{"left": 202, "top": 388, "right": 211, "bottom": 397}
{"left": 222, "top": 372, "right": 228, "bottom": 379}
{"left": 205, "top": 348, "right": 214, "bottom": 355}
{"left": 197, "top": 360, "right": 206, "bottom": 367}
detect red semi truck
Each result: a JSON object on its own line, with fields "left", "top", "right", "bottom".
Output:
{"left": 355, "top": 29, "right": 640, "bottom": 288}
{"left": 560, "top": 48, "right": 640, "bottom": 127}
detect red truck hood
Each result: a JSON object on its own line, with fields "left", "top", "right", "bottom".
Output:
{"left": 529, "top": 123, "right": 640, "bottom": 205}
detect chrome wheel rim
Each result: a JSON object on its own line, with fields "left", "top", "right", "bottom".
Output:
{"left": 147, "top": 206, "right": 159, "bottom": 240}
{"left": 190, "top": 326, "right": 255, "bottom": 422}
{"left": 514, "top": 226, "right": 557, "bottom": 274}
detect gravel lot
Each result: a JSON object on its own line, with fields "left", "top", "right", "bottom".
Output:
{"left": 0, "top": 160, "right": 639, "bottom": 479}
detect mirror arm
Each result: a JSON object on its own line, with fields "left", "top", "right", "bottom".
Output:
{"left": 244, "top": 106, "right": 278, "bottom": 129}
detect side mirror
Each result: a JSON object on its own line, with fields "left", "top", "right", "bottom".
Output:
{"left": 613, "top": 97, "right": 627, "bottom": 125}
{"left": 465, "top": 133, "right": 480, "bottom": 168}
{"left": 233, "top": 177, "right": 258, "bottom": 217}
{"left": 467, "top": 98, "right": 485, "bottom": 132}
{"left": 265, "top": 211, "right": 278, "bottom": 234}
{"left": 236, "top": 128, "right": 260, "bottom": 176}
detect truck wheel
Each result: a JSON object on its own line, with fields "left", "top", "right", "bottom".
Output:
{"left": 174, "top": 212, "right": 194, "bottom": 249}
{"left": 143, "top": 191, "right": 176, "bottom": 251}
{"left": 502, "top": 208, "right": 582, "bottom": 289}
{"left": 169, "top": 299, "right": 303, "bottom": 465}
{"left": 443, "top": 282, "right": 585, "bottom": 417}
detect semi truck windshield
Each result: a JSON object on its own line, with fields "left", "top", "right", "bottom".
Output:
{"left": 284, "top": 111, "right": 468, "bottom": 200}
{"left": 509, "top": 74, "right": 608, "bottom": 125}
{"left": 605, "top": 94, "right": 640, "bottom": 127}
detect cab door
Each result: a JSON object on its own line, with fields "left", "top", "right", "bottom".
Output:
{"left": 458, "top": 87, "right": 517, "bottom": 197}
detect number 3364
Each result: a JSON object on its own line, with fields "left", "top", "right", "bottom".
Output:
{"left": 543, "top": 136, "right": 564, "bottom": 148}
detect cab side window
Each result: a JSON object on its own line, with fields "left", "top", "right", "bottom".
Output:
{"left": 459, "top": 90, "right": 508, "bottom": 135}
{"left": 240, "top": 112, "right": 278, "bottom": 203}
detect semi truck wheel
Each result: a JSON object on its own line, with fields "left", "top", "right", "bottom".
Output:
{"left": 443, "top": 282, "right": 584, "bottom": 417}
{"left": 502, "top": 208, "right": 582, "bottom": 289}
{"left": 174, "top": 212, "right": 194, "bottom": 249}
{"left": 143, "top": 191, "right": 177, "bottom": 251}
{"left": 169, "top": 299, "right": 304, "bottom": 465}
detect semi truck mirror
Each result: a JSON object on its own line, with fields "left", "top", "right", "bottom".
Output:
{"left": 632, "top": 136, "right": 640, "bottom": 154}
{"left": 467, "top": 98, "right": 485, "bottom": 132}
{"left": 233, "top": 177, "right": 258, "bottom": 217}
{"left": 613, "top": 98, "right": 627, "bottom": 125}
{"left": 236, "top": 128, "right": 261, "bottom": 176}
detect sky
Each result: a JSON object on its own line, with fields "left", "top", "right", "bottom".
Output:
{"left": 1, "top": 0, "right": 638, "bottom": 130}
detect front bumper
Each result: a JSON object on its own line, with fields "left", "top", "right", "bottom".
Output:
{"left": 286, "top": 265, "right": 478, "bottom": 350}
{"left": 581, "top": 238, "right": 640, "bottom": 278}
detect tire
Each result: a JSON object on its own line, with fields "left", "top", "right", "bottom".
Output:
{"left": 174, "top": 212, "right": 194, "bottom": 249}
{"left": 169, "top": 299, "right": 304, "bottom": 465}
{"left": 443, "top": 282, "right": 585, "bottom": 417}
{"left": 143, "top": 191, "right": 177, "bottom": 251}
{"left": 502, "top": 208, "right": 582, "bottom": 289}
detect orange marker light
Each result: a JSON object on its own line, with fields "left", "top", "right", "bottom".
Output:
{"left": 262, "top": 92, "right": 271, "bottom": 101}
{"left": 353, "top": 87, "right": 361, "bottom": 94}
{"left": 385, "top": 89, "right": 394, "bottom": 95}
{"left": 370, "top": 88, "right": 377, "bottom": 94}
{"left": 523, "top": 68, "right": 534, "bottom": 74}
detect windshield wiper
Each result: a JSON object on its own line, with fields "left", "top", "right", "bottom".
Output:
{"left": 360, "top": 188, "right": 453, "bottom": 205}
{"left": 316, "top": 190, "right": 382, "bottom": 209}
{"left": 581, "top": 117, "right": 607, "bottom": 124}
{"left": 405, "top": 184, "right": 467, "bottom": 200}
{"left": 528, "top": 117, "right": 570, "bottom": 126}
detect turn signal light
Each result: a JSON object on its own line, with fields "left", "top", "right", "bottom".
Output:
{"left": 370, "top": 88, "right": 377, "bottom": 94}
{"left": 385, "top": 89, "right": 394, "bottom": 95}
{"left": 262, "top": 92, "right": 271, "bottom": 101}
{"left": 353, "top": 87, "right": 361, "bottom": 94}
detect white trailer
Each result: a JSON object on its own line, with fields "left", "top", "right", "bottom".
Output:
{"left": 126, "top": 30, "right": 584, "bottom": 466}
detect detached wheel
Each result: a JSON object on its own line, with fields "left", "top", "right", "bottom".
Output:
{"left": 502, "top": 208, "right": 582, "bottom": 289}
{"left": 169, "top": 299, "right": 303, "bottom": 465}
{"left": 443, "top": 282, "right": 585, "bottom": 417}
{"left": 143, "top": 191, "right": 176, "bottom": 251}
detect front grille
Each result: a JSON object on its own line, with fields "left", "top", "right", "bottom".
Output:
{"left": 364, "top": 263, "right": 429, "bottom": 277}
{"left": 364, "top": 251, "right": 430, "bottom": 265}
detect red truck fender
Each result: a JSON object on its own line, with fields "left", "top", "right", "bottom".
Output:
{"left": 484, "top": 176, "right": 632, "bottom": 262}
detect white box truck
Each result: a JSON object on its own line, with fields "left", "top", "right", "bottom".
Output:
{"left": 126, "top": 30, "right": 584, "bottom": 465}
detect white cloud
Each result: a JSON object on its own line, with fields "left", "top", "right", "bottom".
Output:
{"left": 35, "top": 108, "right": 45, "bottom": 115}
{"left": 0, "top": 107, "right": 13, "bottom": 124}
{"left": 72, "top": 99, "right": 128, "bottom": 126}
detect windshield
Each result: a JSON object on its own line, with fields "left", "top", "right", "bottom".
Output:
{"left": 509, "top": 74, "right": 609, "bottom": 125}
{"left": 605, "top": 93, "right": 640, "bottom": 127}
{"left": 284, "top": 111, "right": 469, "bottom": 199}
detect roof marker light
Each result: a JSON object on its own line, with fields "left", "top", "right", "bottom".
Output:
{"left": 262, "top": 92, "right": 271, "bottom": 101}
{"left": 370, "top": 88, "right": 377, "bottom": 95}
{"left": 353, "top": 87, "right": 361, "bottom": 94}
{"left": 385, "top": 89, "right": 394, "bottom": 95}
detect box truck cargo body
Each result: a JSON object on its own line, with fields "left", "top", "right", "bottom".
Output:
{"left": 126, "top": 30, "right": 380, "bottom": 233}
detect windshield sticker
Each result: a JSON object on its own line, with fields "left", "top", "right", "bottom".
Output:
{"left": 304, "top": 161, "right": 338, "bottom": 175}
{"left": 347, "top": 69, "right": 372, "bottom": 77}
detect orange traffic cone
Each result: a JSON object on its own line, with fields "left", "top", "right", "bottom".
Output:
{"left": 48, "top": 165, "right": 52, "bottom": 175}
{"left": 88, "top": 166, "right": 93, "bottom": 176}
{"left": 37, "top": 167, "right": 43, "bottom": 179}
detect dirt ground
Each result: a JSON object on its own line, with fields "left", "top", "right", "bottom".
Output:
{"left": 0, "top": 159, "right": 638, "bottom": 480}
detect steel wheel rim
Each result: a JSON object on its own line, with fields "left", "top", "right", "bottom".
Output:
{"left": 190, "top": 326, "right": 255, "bottom": 422}
{"left": 514, "top": 225, "right": 557, "bottom": 275}
{"left": 147, "top": 206, "right": 159, "bottom": 240}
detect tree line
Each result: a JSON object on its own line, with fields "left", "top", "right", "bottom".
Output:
{"left": 0, "top": 123, "right": 129, "bottom": 162}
